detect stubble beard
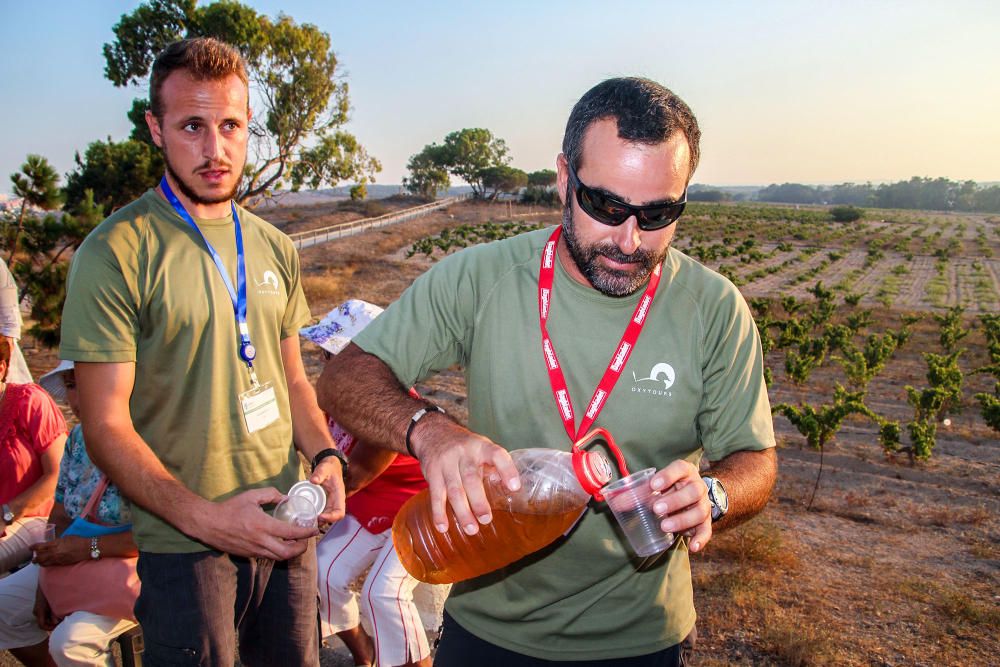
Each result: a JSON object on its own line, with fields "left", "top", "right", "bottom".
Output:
{"left": 162, "top": 142, "right": 243, "bottom": 207}
{"left": 561, "top": 203, "right": 668, "bottom": 297}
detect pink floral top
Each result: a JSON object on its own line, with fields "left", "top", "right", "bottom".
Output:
{"left": 0, "top": 383, "right": 67, "bottom": 518}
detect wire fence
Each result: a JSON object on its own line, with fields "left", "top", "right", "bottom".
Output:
{"left": 288, "top": 194, "right": 472, "bottom": 250}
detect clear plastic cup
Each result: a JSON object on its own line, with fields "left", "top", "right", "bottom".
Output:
{"left": 272, "top": 494, "right": 319, "bottom": 528}
{"left": 601, "top": 468, "right": 675, "bottom": 557}
{"left": 43, "top": 523, "right": 57, "bottom": 542}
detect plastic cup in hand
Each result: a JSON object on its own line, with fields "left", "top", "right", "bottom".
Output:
{"left": 272, "top": 495, "right": 318, "bottom": 528}
{"left": 43, "top": 523, "right": 57, "bottom": 543}
{"left": 601, "top": 468, "right": 675, "bottom": 557}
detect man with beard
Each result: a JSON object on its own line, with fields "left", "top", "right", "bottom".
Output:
{"left": 318, "top": 77, "right": 777, "bottom": 666}
{"left": 59, "top": 38, "right": 345, "bottom": 666}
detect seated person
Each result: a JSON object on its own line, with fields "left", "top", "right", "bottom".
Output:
{"left": 0, "top": 361, "right": 138, "bottom": 667}
{"left": 302, "top": 300, "right": 434, "bottom": 667}
{"left": 1, "top": 339, "right": 66, "bottom": 573}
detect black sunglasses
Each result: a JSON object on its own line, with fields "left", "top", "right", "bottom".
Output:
{"left": 567, "top": 162, "right": 686, "bottom": 231}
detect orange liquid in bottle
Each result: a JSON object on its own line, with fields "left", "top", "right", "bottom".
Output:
{"left": 392, "top": 488, "right": 583, "bottom": 585}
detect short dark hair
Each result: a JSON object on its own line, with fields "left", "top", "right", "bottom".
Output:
{"left": 0, "top": 337, "right": 10, "bottom": 382}
{"left": 149, "top": 37, "right": 249, "bottom": 119}
{"left": 562, "top": 77, "right": 701, "bottom": 182}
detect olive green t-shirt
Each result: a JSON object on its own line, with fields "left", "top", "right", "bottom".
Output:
{"left": 60, "top": 190, "right": 311, "bottom": 553}
{"left": 354, "top": 227, "right": 775, "bottom": 660}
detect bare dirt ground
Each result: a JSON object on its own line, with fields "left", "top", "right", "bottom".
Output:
{"left": 5, "top": 200, "right": 997, "bottom": 666}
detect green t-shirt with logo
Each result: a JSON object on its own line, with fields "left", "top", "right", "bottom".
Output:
{"left": 354, "top": 226, "right": 775, "bottom": 660}
{"left": 60, "top": 190, "right": 311, "bottom": 553}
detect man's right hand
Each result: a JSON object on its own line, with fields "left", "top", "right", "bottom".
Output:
{"left": 410, "top": 416, "right": 521, "bottom": 535}
{"left": 189, "top": 488, "right": 318, "bottom": 560}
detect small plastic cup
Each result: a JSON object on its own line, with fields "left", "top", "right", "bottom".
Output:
{"left": 601, "top": 468, "right": 675, "bottom": 557}
{"left": 42, "top": 523, "right": 57, "bottom": 543}
{"left": 272, "top": 494, "right": 319, "bottom": 528}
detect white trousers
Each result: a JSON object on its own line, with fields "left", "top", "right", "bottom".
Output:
{"left": 0, "top": 563, "right": 136, "bottom": 666}
{"left": 317, "top": 513, "right": 430, "bottom": 666}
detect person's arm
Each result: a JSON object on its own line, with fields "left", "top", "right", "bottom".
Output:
{"left": 33, "top": 501, "right": 139, "bottom": 566}
{"left": 649, "top": 447, "right": 777, "bottom": 553}
{"left": 317, "top": 343, "right": 520, "bottom": 535}
{"left": 8, "top": 435, "right": 65, "bottom": 519}
{"left": 279, "top": 335, "right": 346, "bottom": 524}
{"left": 75, "top": 361, "right": 316, "bottom": 560}
{"left": 343, "top": 442, "right": 396, "bottom": 496}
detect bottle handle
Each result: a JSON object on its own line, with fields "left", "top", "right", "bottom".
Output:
{"left": 571, "top": 427, "right": 629, "bottom": 502}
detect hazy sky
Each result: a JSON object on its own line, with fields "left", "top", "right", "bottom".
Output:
{"left": 2, "top": 0, "right": 998, "bottom": 195}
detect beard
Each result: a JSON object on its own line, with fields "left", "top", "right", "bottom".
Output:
{"left": 162, "top": 142, "right": 242, "bottom": 207}
{"left": 561, "top": 203, "right": 668, "bottom": 297}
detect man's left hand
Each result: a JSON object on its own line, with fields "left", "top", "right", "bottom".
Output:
{"left": 649, "top": 460, "right": 713, "bottom": 553}
{"left": 309, "top": 457, "right": 346, "bottom": 526}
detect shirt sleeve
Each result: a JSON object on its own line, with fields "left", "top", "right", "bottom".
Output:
{"left": 353, "top": 247, "right": 480, "bottom": 388}
{"left": 0, "top": 259, "right": 20, "bottom": 338}
{"left": 26, "top": 387, "right": 69, "bottom": 454}
{"left": 59, "top": 221, "right": 142, "bottom": 362}
{"left": 54, "top": 426, "right": 83, "bottom": 504}
{"left": 696, "top": 283, "right": 776, "bottom": 460}
{"left": 279, "top": 242, "right": 312, "bottom": 339}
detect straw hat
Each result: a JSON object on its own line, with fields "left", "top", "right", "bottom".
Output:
{"left": 300, "top": 299, "right": 385, "bottom": 355}
{"left": 38, "top": 359, "right": 74, "bottom": 403}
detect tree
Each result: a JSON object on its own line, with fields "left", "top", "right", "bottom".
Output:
{"left": 440, "top": 129, "right": 510, "bottom": 198}
{"left": 63, "top": 138, "right": 164, "bottom": 214}
{"left": 7, "top": 155, "right": 62, "bottom": 266}
{"left": 527, "top": 169, "right": 556, "bottom": 188}
{"left": 480, "top": 165, "right": 527, "bottom": 201}
{"left": 102, "top": 0, "right": 379, "bottom": 205}
{"left": 289, "top": 131, "right": 381, "bottom": 196}
{"left": 8, "top": 190, "right": 104, "bottom": 346}
{"left": 403, "top": 144, "right": 451, "bottom": 199}
{"left": 830, "top": 205, "right": 863, "bottom": 222}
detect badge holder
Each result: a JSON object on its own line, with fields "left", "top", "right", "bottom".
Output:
{"left": 238, "top": 343, "right": 278, "bottom": 434}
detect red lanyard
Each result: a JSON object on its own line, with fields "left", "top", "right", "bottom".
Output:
{"left": 538, "top": 227, "right": 662, "bottom": 442}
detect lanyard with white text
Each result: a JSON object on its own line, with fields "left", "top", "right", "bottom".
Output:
{"left": 538, "top": 226, "right": 662, "bottom": 441}
{"left": 159, "top": 176, "right": 261, "bottom": 387}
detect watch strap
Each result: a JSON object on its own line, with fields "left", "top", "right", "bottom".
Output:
{"left": 405, "top": 405, "right": 445, "bottom": 458}
{"left": 311, "top": 447, "right": 348, "bottom": 477}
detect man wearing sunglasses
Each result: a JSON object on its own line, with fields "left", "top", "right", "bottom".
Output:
{"left": 319, "top": 77, "right": 776, "bottom": 666}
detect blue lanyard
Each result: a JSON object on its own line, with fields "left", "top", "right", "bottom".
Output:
{"left": 159, "top": 177, "right": 260, "bottom": 385}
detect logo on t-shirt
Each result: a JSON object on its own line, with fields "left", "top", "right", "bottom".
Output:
{"left": 254, "top": 270, "right": 281, "bottom": 295}
{"left": 631, "top": 362, "right": 675, "bottom": 397}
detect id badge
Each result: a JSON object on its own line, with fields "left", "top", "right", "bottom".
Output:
{"left": 239, "top": 381, "right": 279, "bottom": 433}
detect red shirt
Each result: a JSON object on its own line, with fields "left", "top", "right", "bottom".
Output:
{"left": 0, "top": 383, "right": 67, "bottom": 518}
{"left": 329, "top": 419, "right": 427, "bottom": 535}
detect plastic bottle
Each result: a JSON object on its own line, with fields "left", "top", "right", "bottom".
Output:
{"left": 392, "top": 447, "right": 613, "bottom": 584}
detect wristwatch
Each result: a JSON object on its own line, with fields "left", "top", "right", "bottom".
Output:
{"left": 311, "top": 447, "right": 349, "bottom": 478}
{"left": 703, "top": 476, "right": 729, "bottom": 522}
{"left": 90, "top": 537, "right": 101, "bottom": 560}
{"left": 2, "top": 504, "right": 13, "bottom": 525}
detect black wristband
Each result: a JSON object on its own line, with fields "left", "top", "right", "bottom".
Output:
{"left": 405, "top": 405, "right": 445, "bottom": 458}
{"left": 311, "top": 447, "right": 348, "bottom": 477}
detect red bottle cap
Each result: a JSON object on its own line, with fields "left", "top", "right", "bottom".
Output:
{"left": 571, "top": 427, "right": 630, "bottom": 501}
{"left": 574, "top": 449, "right": 613, "bottom": 496}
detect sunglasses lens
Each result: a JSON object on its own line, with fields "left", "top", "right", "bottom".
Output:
{"left": 578, "top": 187, "right": 629, "bottom": 225}
{"left": 637, "top": 203, "right": 685, "bottom": 230}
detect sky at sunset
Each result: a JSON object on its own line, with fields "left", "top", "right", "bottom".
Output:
{"left": 1, "top": 0, "right": 997, "bottom": 194}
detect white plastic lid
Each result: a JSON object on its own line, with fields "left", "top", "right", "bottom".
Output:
{"left": 288, "top": 481, "right": 327, "bottom": 516}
